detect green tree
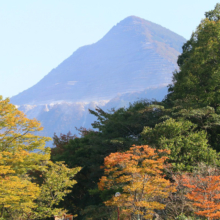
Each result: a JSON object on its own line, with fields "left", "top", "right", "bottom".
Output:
{"left": 33, "top": 161, "right": 81, "bottom": 219}
{"left": 169, "top": 106, "right": 220, "bottom": 151}
{"left": 90, "top": 101, "right": 165, "bottom": 140}
{"left": 167, "top": 3, "right": 220, "bottom": 109}
{"left": 163, "top": 4, "right": 220, "bottom": 152}
{"left": 141, "top": 118, "right": 220, "bottom": 171}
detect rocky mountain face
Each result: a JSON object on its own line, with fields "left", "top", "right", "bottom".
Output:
{"left": 11, "top": 16, "right": 185, "bottom": 140}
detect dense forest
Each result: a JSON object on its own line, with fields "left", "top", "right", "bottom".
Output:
{"left": 2, "top": 3, "right": 220, "bottom": 220}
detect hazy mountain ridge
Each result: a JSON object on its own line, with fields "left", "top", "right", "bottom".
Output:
{"left": 17, "top": 86, "right": 168, "bottom": 139}
{"left": 11, "top": 16, "right": 185, "bottom": 105}
{"left": 10, "top": 16, "right": 185, "bottom": 139}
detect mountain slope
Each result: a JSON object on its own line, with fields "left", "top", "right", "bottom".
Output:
{"left": 17, "top": 86, "right": 168, "bottom": 140}
{"left": 11, "top": 16, "right": 185, "bottom": 105}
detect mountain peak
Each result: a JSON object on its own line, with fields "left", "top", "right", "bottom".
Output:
{"left": 99, "top": 15, "right": 185, "bottom": 53}
{"left": 11, "top": 17, "right": 185, "bottom": 105}
{"left": 118, "top": 15, "right": 146, "bottom": 24}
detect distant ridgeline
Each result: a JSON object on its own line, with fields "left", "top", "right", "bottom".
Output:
{"left": 11, "top": 16, "right": 185, "bottom": 139}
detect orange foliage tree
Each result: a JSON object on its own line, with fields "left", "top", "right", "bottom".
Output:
{"left": 98, "top": 145, "right": 176, "bottom": 219}
{"left": 182, "top": 170, "right": 220, "bottom": 220}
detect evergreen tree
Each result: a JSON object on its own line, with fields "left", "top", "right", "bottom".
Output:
{"left": 167, "top": 3, "right": 220, "bottom": 109}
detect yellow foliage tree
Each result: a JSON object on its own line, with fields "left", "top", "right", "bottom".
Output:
{"left": 0, "top": 96, "right": 51, "bottom": 154}
{"left": 0, "top": 96, "right": 80, "bottom": 219}
{"left": 98, "top": 145, "right": 176, "bottom": 219}
{"left": 0, "top": 151, "right": 40, "bottom": 219}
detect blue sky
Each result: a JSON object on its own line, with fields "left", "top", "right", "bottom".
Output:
{"left": 1, "top": 0, "right": 219, "bottom": 98}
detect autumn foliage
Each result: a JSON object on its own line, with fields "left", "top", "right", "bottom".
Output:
{"left": 182, "top": 170, "right": 220, "bottom": 220}
{"left": 98, "top": 145, "right": 176, "bottom": 219}
{"left": 0, "top": 96, "right": 81, "bottom": 219}
{"left": 0, "top": 150, "right": 40, "bottom": 216}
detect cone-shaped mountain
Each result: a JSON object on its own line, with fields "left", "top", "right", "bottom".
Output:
{"left": 11, "top": 16, "right": 185, "bottom": 105}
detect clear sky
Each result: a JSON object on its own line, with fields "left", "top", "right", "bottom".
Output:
{"left": 1, "top": 0, "right": 219, "bottom": 98}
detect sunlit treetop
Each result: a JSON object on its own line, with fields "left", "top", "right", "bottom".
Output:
{"left": 0, "top": 96, "right": 51, "bottom": 153}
